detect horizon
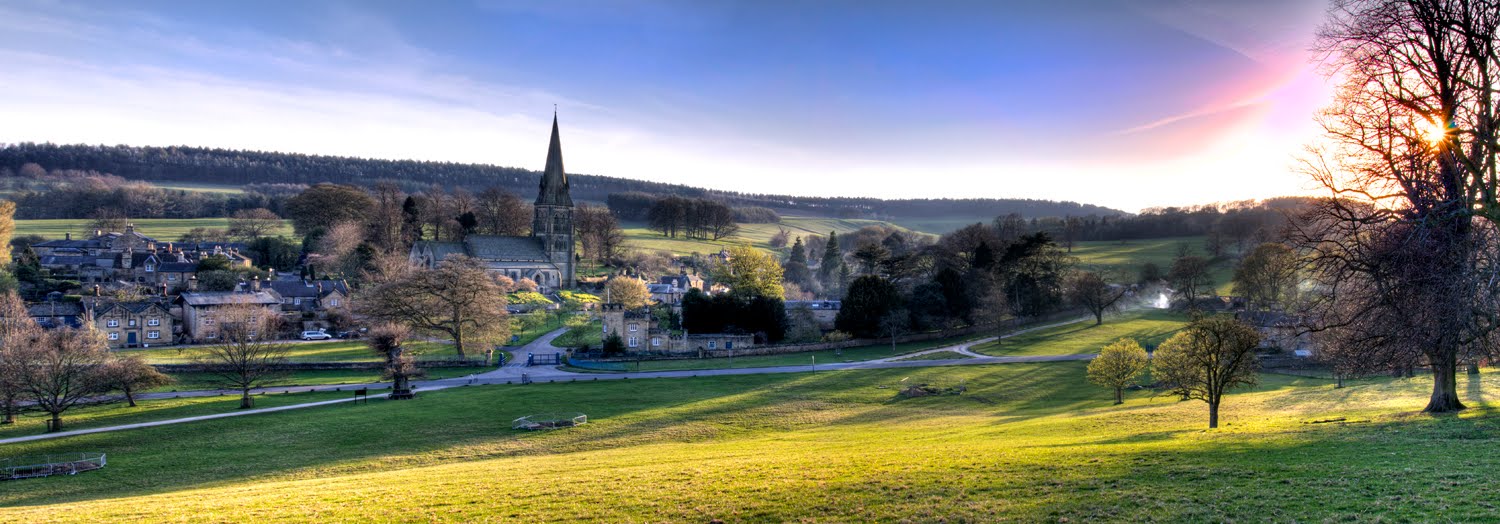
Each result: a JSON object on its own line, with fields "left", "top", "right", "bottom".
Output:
{"left": 0, "top": 1, "right": 1332, "bottom": 212}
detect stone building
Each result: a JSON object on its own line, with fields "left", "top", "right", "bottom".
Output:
{"left": 600, "top": 303, "right": 754, "bottom": 353}
{"left": 81, "top": 296, "right": 175, "bottom": 348}
{"left": 179, "top": 281, "right": 283, "bottom": 343}
{"left": 31, "top": 225, "right": 250, "bottom": 286}
{"left": 409, "top": 114, "right": 576, "bottom": 291}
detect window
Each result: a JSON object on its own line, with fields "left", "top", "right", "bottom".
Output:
{"left": 144, "top": 264, "right": 155, "bottom": 272}
{"left": 330, "top": 299, "right": 340, "bottom": 307}
{"left": 708, "top": 341, "right": 717, "bottom": 349}
{"left": 204, "top": 317, "right": 215, "bottom": 325}
{"left": 205, "top": 332, "right": 217, "bottom": 339}
{"left": 128, "top": 319, "right": 137, "bottom": 327}
{"left": 147, "top": 331, "right": 160, "bottom": 340}
{"left": 628, "top": 323, "right": 638, "bottom": 332}
{"left": 726, "top": 341, "right": 734, "bottom": 350}
{"left": 628, "top": 336, "right": 639, "bottom": 348}
{"left": 107, "top": 332, "right": 119, "bottom": 340}
{"left": 293, "top": 298, "right": 302, "bottom": 305}
{"left": 106, "top": 319, "right": 119, "bottom": 328}
{"left": 147, "top": 318, "right": 160, "bottom": 326}
{"left": 167, "top": 274, "right": 178, "bottom": 282}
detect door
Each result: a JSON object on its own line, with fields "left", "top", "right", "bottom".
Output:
{"left": 127, "top": 332, "right": 137, "bottom": 347}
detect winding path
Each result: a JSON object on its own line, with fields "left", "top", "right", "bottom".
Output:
{"left": 0, "top": 318, "right": 1096, "bottom": 445}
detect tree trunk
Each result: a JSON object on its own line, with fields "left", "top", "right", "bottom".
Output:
{"left": 1, "top": 399, "right": 13, "bottom": 424}
{"left": 1094, "top": 310, "right": 1103, "bottom": 326}
{"left": 453, "top": 321, "right": 467, "bottom": 358}
{"left": 1207, "top": 401, "right": 1219, "bottom": 429}
{"left": 1114, "top": 387, "right": 1123, "bottom": 405}
{"left": 1424, "top": 353, "right": 1466, "bottom": 413}
{"left": 240, "top": 389, "right": 255, "bottom": 409}
{"left": 125, "top": 386, "right": 137, "bottom": 408}
{"left": 1468, "top": 362, "right": 1480, "bottom": 375}
{"left": 48, "top": 412, "right": 62, "bottom": 433}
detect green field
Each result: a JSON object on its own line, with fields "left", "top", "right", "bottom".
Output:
{"left": 621, "top": 216, "right": 931, "bottom": 255}
{"left": 885, "top": 215, "right": 993, "bottom": 234}
{"left": 14, "top": 218, "right": 295, "bottom": 241}
{"left": 1072, "top": 236, "right": 1237, "bottom": 294}
{"left": 2, "top": 357, "right": 1496, "bottom": 521}
{"left": 144, "top": 181, "right": 247, "bottom": 194}
{"left": 569, "top": 332, "right": 993, "bottom": 372}
{"left": 128, "top": 340, "right": 459, "bottom": 364}
{"left": 152, "top": 367, "right": 479, "bottom": 392}
{"left": 971, "top": 310, "right": 1188, "bottom": 357}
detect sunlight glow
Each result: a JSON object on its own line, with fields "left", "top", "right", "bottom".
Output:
{"left": 1418, "top": 116, "right": 1449, "bottom": 145}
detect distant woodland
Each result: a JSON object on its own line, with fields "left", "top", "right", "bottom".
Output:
{"left": 0, "top": 143, "right": 1122, "bottom": 219}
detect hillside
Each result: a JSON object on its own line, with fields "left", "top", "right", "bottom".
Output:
{"left": 1, "top": 358, "right": 1494, "bottom": 521}
{"left": 0, "top": 143, "right": 1125, "bottom": 222}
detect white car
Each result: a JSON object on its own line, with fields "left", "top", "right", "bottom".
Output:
{"left": 300, "top": 330, "right": 333, "bottom": 341}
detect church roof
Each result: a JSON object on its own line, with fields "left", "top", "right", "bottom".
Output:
{"left": 465, "top": 236, "right": 549, "bottom": 262}
{"left": 536, "top": 113, "right": 573, "bottom": 207}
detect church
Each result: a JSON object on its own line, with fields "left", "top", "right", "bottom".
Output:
{"left": 408, "top": 114, "right": 576, "bottom": 291}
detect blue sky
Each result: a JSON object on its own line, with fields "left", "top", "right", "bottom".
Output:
{"left": 0, "top": 0, "right": 1332, "bottom": 211}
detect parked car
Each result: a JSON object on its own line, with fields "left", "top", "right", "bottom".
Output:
{"left": 300, "top": 330, "right": 333, "bottom": 341}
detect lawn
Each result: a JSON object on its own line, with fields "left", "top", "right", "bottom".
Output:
{"left": 621, "top": 215, "right": 931, "bottom": 256}
{"left": 0, "top": 389, "right": 365, "bottom": 440}
{"left": 1071, "top": 236, "right": 1238, "bottom": 295}
{"left": 2, "top": 359, "right": 1498, "bottom": 522}
{"left": 144, "top": 181, "right": 246, "bottom": 194}
{"left": 153, "top": 367, "right": 479, "bottom": 392}
{"left": 15, "top": 218, "right": 295, "bottom": 241}
{"left": 569, "top": 332, "right": 993, "bottom": 372}
{"left": 970, "top": 309, "right": 1189, "bottom": 357}
{"left": 127, "top": 340, "right": 459, "bottom": 364}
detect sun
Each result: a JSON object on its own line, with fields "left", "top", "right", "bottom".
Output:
{"left": 1418, "top": 116, "right": 1449, "bottom": 145}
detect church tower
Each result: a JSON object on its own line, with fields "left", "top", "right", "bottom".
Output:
{"left": 533, "top": 113, "right": 576, "bottom": 288}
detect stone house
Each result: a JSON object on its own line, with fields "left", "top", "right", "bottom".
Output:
{"left": 785, "top": 300, "right": 841, "bottom": 330}
{"left": 81, "top": 296, "right": 175, "bottom": 348}
{"left": 264, "top": 277, "right": 351, "bottom": 331}
{"left": 179, "top": 285, "right": 283, "bottom": 343}
{"left": 31, "top": 225, "right": 251, "bottom": 286}
{"left": 600, "top": 303, "right": 753, "bottom": 353}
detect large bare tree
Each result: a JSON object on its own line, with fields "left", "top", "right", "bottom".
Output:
{"left": 1296, "top": 0, "right": 1500, "bottom": 412}
{"left": 1066, "top": 270, "right": 1126, "bottom": 325}
{"left": 357, "top": 255, "right": 510, "bottom": 358}
{"left": 0, "top": 292, "right": 35, "bottom": 424}
{"left": 368, "top": 324, "right": 422, "bottom": 400}
{"left": 7, "top": 327, "right": 115, "bottom": 432}
{"left": 198, "top": 304, "right": 290, "bottom": 409}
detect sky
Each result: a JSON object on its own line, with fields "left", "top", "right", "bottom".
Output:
{"left": 0, "top": 0, "right": 1335, "bottom": 212}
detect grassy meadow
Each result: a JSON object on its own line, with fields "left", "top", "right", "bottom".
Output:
{"left": 970, "top": 309, "right": 1188, "bottom": 357}
{"left": 620, "top": 215, "right": 930, "bottom": 256}
{"left": 14, "top": 218, "right": 295, "bottom": 241}
{"left": 1, "top": 358, "right": 1496, "bottom": 521}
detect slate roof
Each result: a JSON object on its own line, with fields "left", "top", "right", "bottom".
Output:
{"left": 180, "top": 291, "right": 281, "bottom": 307}
{"left": 265, "top": 279, "right": 349, "bottom": 299}
{"left": 27, "top": 302, "right": 84, "bottom": 317}
{"left": 464, "top": 236, "right": 549, "bottom": 262}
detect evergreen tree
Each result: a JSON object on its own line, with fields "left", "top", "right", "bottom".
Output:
{"left": 782, "top": 237, "right": 812, "bottom": 288}
{"left": 819, "top": 231, "right": 842, "bottom": 285}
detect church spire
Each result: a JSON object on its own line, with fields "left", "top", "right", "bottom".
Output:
{"left": 536, "top": 111, "right": 573, "bottom": 207}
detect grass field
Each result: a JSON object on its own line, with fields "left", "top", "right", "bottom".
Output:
{"left": 885, "top": 215, "right": 992, "bottom": 234}
{"left": 570, "top": 332, "right": 994, "bottom": 372}
{"left": 1, "top": 358, "right": 1496, "bottom": 521}
{"left": 621, "top": 215, "right": 930, "bottom": 256}
{"left": 144, "top": 181, "right": 246, "bottom": 194}
{"left": 1072, "top": 236, "right": 1237, "bottom": 295}
{"left": 128, "top": 340, "right": 458, "bottom": 364}
{"left": 152, "top": 367, "right": 479, "bottom": 392}
{"left": 971, "top": 309, "right": 1189, "bottom": 356}
{"left": 14, "top": 218, "right": 295, "bottom": 241}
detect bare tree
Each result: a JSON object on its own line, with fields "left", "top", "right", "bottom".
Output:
{"left": 308, "top": 220, "right": 366, "bottom": 277}
{"left": 0, "top": 292, "right": 36, "bottom": 424}
{"left": 1296, "top": 0, "right": 1500, "bottom": 412}
{"left": 1152, "top": 315, "right": 1260, "bottom": 429}
{"left": 100, "top": 354, "right": 172, "bottom": 407}
{"left": 227, "top": 208, "right": 283, "bottom": 241}
{"left": 7, "top": 327, "right": 114, "bottom": 432}
{"left": 476, "top": 187, "right": 532, "bottom": 236}
{"left": 1231, "top": 243, "right": 1301, "bottom": 312}
{"left": 368, "top": 324, "right": 422, "bottom": 400}
{"left": 356, "top": 255, "right": 510, "bottom": 358}
{"left": 1168, "top": 255, "right": 1213, "bottom": 309}
{"left": 1066, "top": 270, "right": 1126, "bottom": 325}
{"left": 576, "top": 204, "right": 624, "bottom": 265}
{"left": 198, "top": 304, "right": 289, "bottom": 409}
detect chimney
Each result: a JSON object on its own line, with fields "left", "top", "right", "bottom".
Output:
{"left": 252, "top": 275, "right": 261, "bottom": 292}
{"left": 125, "top": 223, "right": 134, "bottom": 235}
{"left": 160, "top": 283, "right": 168, "bottom": 297}
{"left": 316, "top": 282, "right": 324, "bottom": 295}
{"left": 95, "top": 229, "right": 102, "bottom": 237}
{"left": 148, "top": 242, "right": 156, "bottom": 252}
{"left": 93, "top": 284, "right": 100, "bottom": 296}
{"left": 121, "top": 247, "right": 133, "bottom": 269}
{"left": 64, "top": 232, "right": 71, "bottom": 241}
{"left": 188, "top": 275, "right": 198, "bottom": 292}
